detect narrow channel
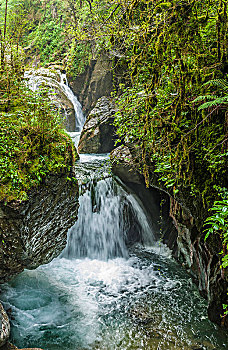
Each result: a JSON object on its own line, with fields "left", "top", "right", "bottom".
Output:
{"left": 1, "top": 75, "right": 227, "bottom": 350}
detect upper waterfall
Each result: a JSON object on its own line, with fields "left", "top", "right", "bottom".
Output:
{"left": 59, "top": 73, "right": 85, "bottom": 131}
{"left": 24, "top": 68, "right": 85, "bottom": 132}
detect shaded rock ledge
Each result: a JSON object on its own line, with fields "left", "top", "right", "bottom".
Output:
{"left": 78, "top": 97, "right": 117, "bottom": 154}
{"left": 110, "top": 144, "right": 228, "bottom": 328}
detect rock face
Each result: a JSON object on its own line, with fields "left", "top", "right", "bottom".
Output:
{"left": 69, "top": 55, "right": 113, "bottom": 116}
{"left": 78, "top": 97, "right": 117, "bottom": 154}
{"left": 0, "top": 172, "right": 79, "bottom": 282}
{"left": 110, "top": 145, "right": 228, "bottom": 327}
{"left": 0, "top": 302, "right": 10, "bottom": 347}
{"left": 169, "top": 197, "right": 228, "bottom": 327}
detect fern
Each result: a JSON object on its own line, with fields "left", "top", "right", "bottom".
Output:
{"left": 193, "top": 95, "right": 219, "bottom": 102}
{"left": 203, "top": 79, "right": 228, "bottom": 91}
{"left": 193, "top": 79, "right": 228, "bottom": 111}
{"left": 198, "top": 97, "right": 228, "bottom": 110}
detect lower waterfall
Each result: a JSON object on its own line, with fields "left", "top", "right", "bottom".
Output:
{"left": 1, "top": 155, "right": 227, "bottom": 350}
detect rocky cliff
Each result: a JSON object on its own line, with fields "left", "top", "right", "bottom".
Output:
{"left": 0, "top": 173, "right": 79, "bottom": 283}
{"left": 69, "top": 55, "right": 113, "bottom": 116}
{"left": 111, "top": 144, "right": 228, "bottom": 328}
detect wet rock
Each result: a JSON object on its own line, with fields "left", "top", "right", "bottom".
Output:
{"left": 1, "top": 343, "right": 43, "bottom": 350}
{"left": 169, "top": 197, "right": 228, "bottom": 327}
{"left": 0, "top": 172, "right": 79, "bottom": 282}
{"left": 0, "top": 302, "right": 10, "bottom": 347}
{"left": 111, "top": 145, "right": 178, "bottom": 245}
{"left": 25, "top": 68, "right": 76, "bottom": 131}
{"left": 69, "top": 55, "right": 113, "bottom": 116}
{"left": 110, "top": 145, "right": 142, "bottom": 184}
{"left": 78, "top": 97, "right": 117, "bottom": 154}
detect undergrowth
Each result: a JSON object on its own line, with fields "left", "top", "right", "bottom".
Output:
{"left": 0, "top": 86, "right": 77, "bottom": 203}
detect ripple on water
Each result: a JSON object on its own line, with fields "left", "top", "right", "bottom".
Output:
{"left": 1, "top": 244, "right": 227, "bottom": 350}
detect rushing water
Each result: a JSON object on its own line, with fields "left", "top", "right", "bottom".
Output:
{"left": 59, "top": 73, "right": 85, "bottom": 131}
{"left": 25, "top": 68, "right": 85, "bottom": 131}
{"left": 2, "top": 76, "right": 227, "bottom": 349}
{"left": 1, "top": 159, "right": 228, "bottom": 350}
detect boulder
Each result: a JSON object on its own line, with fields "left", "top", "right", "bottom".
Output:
{"left": 110, "top": 145, "right": 142, "bottom": 184}
{"left": 78, "top": 97, "right": 117, "bottom": 154}
{"left": 0, "top": 172, "right": 79, "bottom": 282}
{"left": 0, "top": 302, "right": 10, "bottom": 347}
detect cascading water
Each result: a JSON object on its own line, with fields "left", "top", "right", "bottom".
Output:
{"left": 1, "top": 92, "right": 228, "bottom": 349}
{"left": 59, "top": 73, "right": 85, "bottom": 131}
{"left": 24, "top": 68, "right": 85, "bottom": 132}
{"left": 61, "top": 176, "right": 155, "bottom": 261}
{"left": 62, "top": 178, "right": 129, "bottom": 260}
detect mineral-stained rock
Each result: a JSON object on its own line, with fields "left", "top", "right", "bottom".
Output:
{"left": 78, "top": 97, "right": 117, "bottom": 154}
{"left": 0, "top": 302, "right": 10, "bottom": 347}
{"left": 0, "top": 172, "right": 79, "bottom": 282}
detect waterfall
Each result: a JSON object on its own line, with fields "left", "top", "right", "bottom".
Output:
{"left": 62, "top": 179, "right": 128, "bottom": 260}
{"left": 24, "top": 68, "right": 85, "bottom": 132}
{"left": 2, "top": 148, "right": 226, "bottom": 350}
{"left": 59, "top": 73, "right": 85, "bottom": 131}
{"left": 61, "top": 176, "right": 155, "bottom": 260}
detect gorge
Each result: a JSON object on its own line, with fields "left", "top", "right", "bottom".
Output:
{"left": 0, "top": 0, "right": 228, "bottom": 349}
{"left": 0, "top": 69, "right": 227, "bottom": 349}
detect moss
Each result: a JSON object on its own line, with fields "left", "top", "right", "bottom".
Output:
{"left": 0, "top": 113, "right": 77, "bottom": 203}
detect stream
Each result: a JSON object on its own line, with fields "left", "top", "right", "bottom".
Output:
{"left": 1, "top": 73, "right": 228, "bottom": 350}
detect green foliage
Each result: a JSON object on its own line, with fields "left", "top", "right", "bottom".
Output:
{"left": 204, "top": 187, "right": 228, "bottom": 268}
{"left": 0, "top": 84, "right": 76, "bottom": 202}
{"left": 204, "top": 186, "right": 228, "bottom": 320}
{"left": 193, "top": 79, "right": 228, "bottom": 110}
{"left": 66, "top": 39, "right": 92, "bottom": 77}
{"left": 100, "top": 0, "right": 228, "bottom": 206}
{"left": 0, "top": 9, "right": 77, "bottom": 202}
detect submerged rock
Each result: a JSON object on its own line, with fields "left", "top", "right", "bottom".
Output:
{"left": 78, "top": 97, "right": 117, "bottom": 154}
{"left": 1, "top": 343, "right": 43, "bottom": 350}
{"left": 0, "top": 302, "right": 10, "bottom": 347}
{"left": 0, "top": 173, "right": 79, "bottom": 282}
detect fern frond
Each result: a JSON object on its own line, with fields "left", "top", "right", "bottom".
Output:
{"left": 203, "top": 79, "right": 228, "bottom": 91}
{"left": 193, "top": 95, "right": 218, "bottom": 103}
{"left": 198, "top": 96, "right": 228, "bottom": 110}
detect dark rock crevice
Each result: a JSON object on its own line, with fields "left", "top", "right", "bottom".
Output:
{"left": 69, "top": 54, "right": 113, "bottom": 116}
{"left": 110, "top": 144, "right": 228, "bottom": 328}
